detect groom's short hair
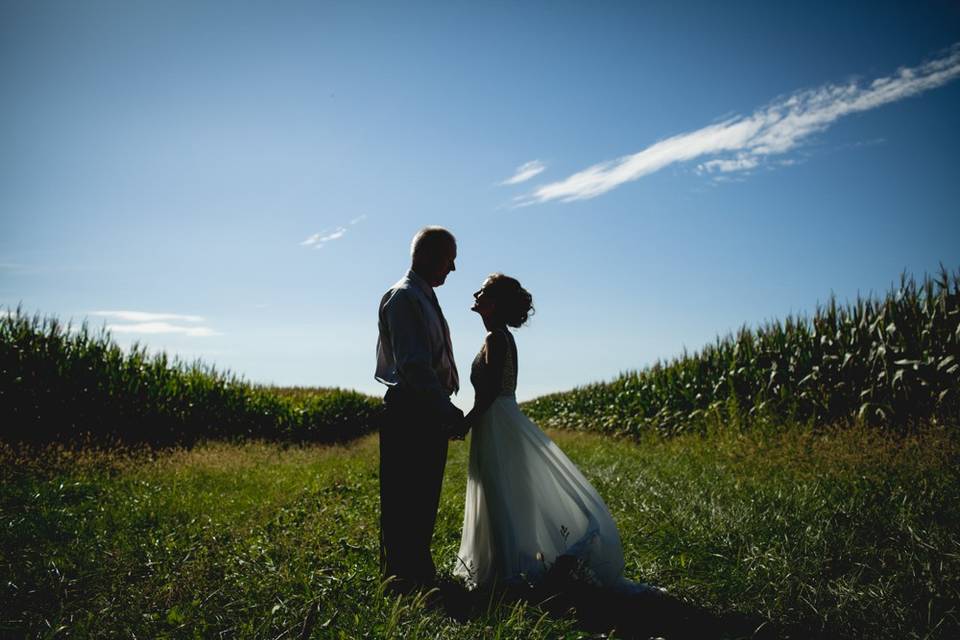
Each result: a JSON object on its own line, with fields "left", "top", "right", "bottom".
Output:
{"left": 411, "top": 226, "right": 456, "bottom": 262}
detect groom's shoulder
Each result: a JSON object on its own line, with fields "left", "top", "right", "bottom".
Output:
{"left": 381, "top": 275, "right": 417, "bottom": 307}
{"left": 393, "top": 273, "right": 414, "bottom": 290}
{"left": 385, "top": 274, "right": 414, "bottom": 296}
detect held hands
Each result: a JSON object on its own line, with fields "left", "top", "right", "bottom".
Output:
{"left": 444, "top": 406, "right": 470, "bottom": 441}
{"left": 448, "top": 410, "right": 479, "bottom": 441}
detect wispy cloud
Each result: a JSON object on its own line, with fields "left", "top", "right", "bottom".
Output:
{"left": 301, "top": 227, "right": 347, "bottom": 249}
{"left": 519, "top": 43, "right": 960, "bottom": 204}
{"left": 698, "top": 153, "right": 760, "bottom": 174}
{"left": 89, "top": 310, "right": 219, "bottom": 336}
{"left": 501, "top": 160, "right": 546, "bottom": 185}
{"left": 90, "top": 310, "right": 204, "bottom": 323}
{"left": 301, "top": 215, "right": 366, "bottom": 250}
{"left": 106, "top": 322, "right": 220, "bottom": 337}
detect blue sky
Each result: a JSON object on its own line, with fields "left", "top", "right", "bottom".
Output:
{"left": 2, "top": 1, "right": 959, "bottom": 408}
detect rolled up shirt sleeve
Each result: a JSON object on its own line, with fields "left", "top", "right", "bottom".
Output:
{"left": 381, "top": 289, "right": 457, "bottom": 420}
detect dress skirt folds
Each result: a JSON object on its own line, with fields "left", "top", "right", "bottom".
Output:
{"left": 454, "top": 393, "right": 625, "bottom": 588}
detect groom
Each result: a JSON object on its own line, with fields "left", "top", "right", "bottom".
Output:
{"left": 375, "top": 226, "right": 465, "bottom": 593}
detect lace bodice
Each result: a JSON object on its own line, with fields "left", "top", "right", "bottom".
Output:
{"left": 470, "top": 329, "right": 517, "bottom": 396}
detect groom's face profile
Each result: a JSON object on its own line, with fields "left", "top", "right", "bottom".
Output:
{"left": 412, "top": 228, "right": 457, "bottom": 288}
{"left": 427, "top": 241, "right": 457, "bottom": 287}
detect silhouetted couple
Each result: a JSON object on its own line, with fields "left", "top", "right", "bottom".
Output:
{"left": 375, "top": 226, "right": 656, "bottom": 597}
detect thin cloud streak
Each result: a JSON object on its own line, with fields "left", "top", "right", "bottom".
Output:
{"left": 107, "top": 322, "right": 220, "bottom": 337}
{"left": 301, "top": 229, "right": 346, "bottom": 248}
{"left": 91, "top": 310, "right": 205, "bottom": 323}
{"left": 501, "top": 160, "right": 546, "bottom": 185}
{"left": 699, "top": 154, "right": 760, "bottom": 174}
{"left": 521, "top": 43, "right": 960, "bottom": 204}
{"left": 323, "top": 228, "right": 347, "bottom": 242}
{"left": 306, "top": 227, "right": 346, "bottom": 249}
{"left": 301, "top": 216, "right": 363, "bottom": 249}
{"left": 89, "top": 310, "right": 218, "bottom": 337}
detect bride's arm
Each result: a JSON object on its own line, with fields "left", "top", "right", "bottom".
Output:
{"left": 466, "top": 331, "right": 507, "bottom": 425}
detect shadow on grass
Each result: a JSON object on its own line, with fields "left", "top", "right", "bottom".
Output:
{"left": 433, "top": 558, "right": 821, "bottom": 640}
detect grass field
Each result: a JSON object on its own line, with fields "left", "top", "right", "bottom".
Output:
{"left": 3, "top": 425, "right": 958, "bottom": 639}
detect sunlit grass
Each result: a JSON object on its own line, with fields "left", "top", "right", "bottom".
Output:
{"left": 2, "top": 426, "right": 957, "bottom": 638}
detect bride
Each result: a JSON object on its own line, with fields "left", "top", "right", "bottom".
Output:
{"left": 454, "top": 273, "right": 643, "bottom": 591}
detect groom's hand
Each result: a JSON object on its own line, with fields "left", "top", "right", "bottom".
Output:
{"left": 443, "top": 404, "right": 465, "bottom": 440}
{"left": 444, "top": 408, "right": 467, "bottom": 440}
{"left": 449, "top": 411, "right": 476, "bottom": 441}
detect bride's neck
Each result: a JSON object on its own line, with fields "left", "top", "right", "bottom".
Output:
{"left": 482, "top": 316, "right": 507, "bottom": 332}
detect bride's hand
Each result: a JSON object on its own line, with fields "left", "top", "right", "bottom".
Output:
{"left": 449, "top": 412, "right": 474, "bottom": 440}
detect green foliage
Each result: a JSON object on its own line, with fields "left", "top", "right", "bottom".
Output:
{"left": 0, "top": 439, "right": 589, "bottom": 639}
{"left": 2, "top": 428, "right": 957, "bottom": 639}
{"left": 0, "top": 310, "right": 382, "bottom": 446}
{"left": 523, "top": 267, "right": 960, "bottom": 436}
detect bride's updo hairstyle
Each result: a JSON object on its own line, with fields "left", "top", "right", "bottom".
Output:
{"left": 484, "top": 273, "right": 534, "bottom": 328}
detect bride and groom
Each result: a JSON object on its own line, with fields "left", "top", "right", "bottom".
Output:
{"left": 375, "top": 226, "right": 644, "bottom": 597}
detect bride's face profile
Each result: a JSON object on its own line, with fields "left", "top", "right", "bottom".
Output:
{"left": 471, "top": 285, "right": 496, "bottom": 318}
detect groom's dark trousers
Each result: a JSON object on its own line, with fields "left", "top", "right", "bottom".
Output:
{"left": 379, "top": 385, "right": 449, "bottom": 589}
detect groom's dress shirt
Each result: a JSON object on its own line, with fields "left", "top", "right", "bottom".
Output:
{"left": 376, "top": 269, "right": 459, "bottom": 416}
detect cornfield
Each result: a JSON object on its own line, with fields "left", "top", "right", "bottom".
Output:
{"left": 0, "top": 310, "right": 382, "bottom": 447}
{"left": 523, "top": 267, "right": 960, "bottom": 436}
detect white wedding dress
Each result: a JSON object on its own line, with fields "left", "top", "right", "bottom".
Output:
{"left": 454, "top": 329, "right": 627, "bottom": 589}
